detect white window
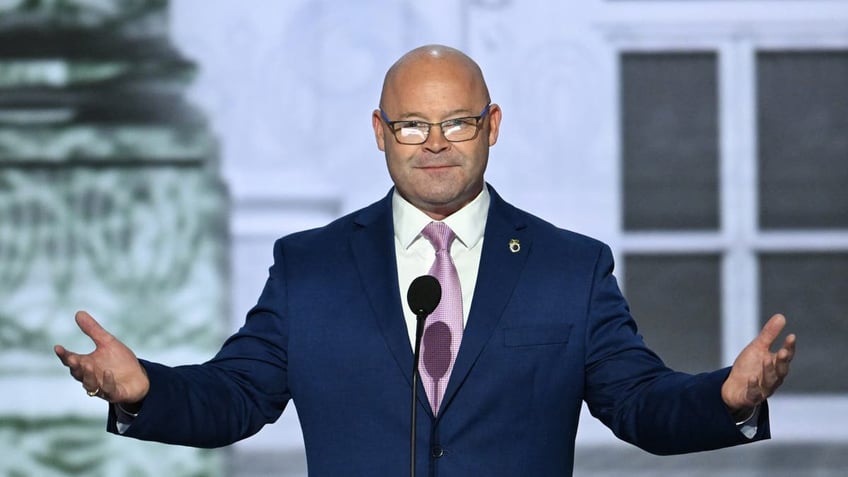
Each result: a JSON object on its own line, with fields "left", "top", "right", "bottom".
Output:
{"left": 609, "top": 19, "right": 848, "bottom": 442}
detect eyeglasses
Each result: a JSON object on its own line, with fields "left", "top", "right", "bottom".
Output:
{"left": 379, "top": 104, "right": 491, "bottom": 145}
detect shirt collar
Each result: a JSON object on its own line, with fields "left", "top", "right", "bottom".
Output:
{"left": 393, "top": 186, "right": 490, "bottom": 251}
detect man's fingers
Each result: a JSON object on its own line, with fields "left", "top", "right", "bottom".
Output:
{"left": 761, "top": 354, "right": 777, "bottom": 389}
{"left": 101, "top": 369, "right": 120, "bottom": 402}
{"left": 726, "top": 315, "right": 794, "bottom": 410}
{"left": 754, "top": 313, "right": 787, "bottom": 348}
{"left": 782, "top": 333, "right": 797, "bottom": 359}
{"left": 55, "top": 345, "right": 87, "bottom": 382}
{"left": 54, "top": 344, "right": 74, "bottom": 366}
{"left": 774, "top": 334, "right": 796, "bottom": 378}
{"left": 760, "top": 351, "right": 793, "bottom": 402}
{"left": 744, "top": 375, "right": 763, "bottom": 405}
{"left": 75, "top": 310, "right": 114, "bottom": 347}
{"left": 80, "top": 362, "right": 100, "bottom": 394}
{"left": 58, "top": 312, "right": 132, "bottom": 401}
{"left": 69, "top": 364, "right": 85, "bottom": 382}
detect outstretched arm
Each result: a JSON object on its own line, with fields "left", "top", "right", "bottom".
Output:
{"left": 722, "top": 313, "right": 796, "bottom": 420}
{"left": 54, "top": 310, "right": 150, "bottom": 406}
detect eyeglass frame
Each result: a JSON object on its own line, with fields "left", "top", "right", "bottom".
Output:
{"left": 379, "top": 103, "right": 492, "bottom": 145}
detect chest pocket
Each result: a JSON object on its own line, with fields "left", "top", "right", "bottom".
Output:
{"left": 503, "top": 324, "right": 573, "bottom": 348}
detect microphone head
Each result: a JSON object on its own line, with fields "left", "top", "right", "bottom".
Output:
{"left": 407, "top": 275, "right": 441, "bottom": 316}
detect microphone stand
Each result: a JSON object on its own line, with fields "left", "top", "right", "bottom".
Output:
{"left": 406, "top": 275, "right": 440, "bottom": 477}
{"left": 411, "top": 311, "right": 428, "bottom": 477}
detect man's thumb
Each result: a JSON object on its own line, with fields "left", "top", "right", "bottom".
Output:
{"left": 75, "top": 310, "right": 113, "bottom": 346}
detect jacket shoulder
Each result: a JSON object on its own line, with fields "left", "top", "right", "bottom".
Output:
{"left": 494, "top": 195, "right": 610, "bottom": 256}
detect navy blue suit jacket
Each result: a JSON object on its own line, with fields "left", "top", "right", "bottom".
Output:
{"left": 110, "top": 186, "right": 769, "bottom": 476}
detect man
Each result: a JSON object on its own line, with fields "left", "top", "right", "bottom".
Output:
{"left": 55, "top": 45, "right": 796, "bottom": 476}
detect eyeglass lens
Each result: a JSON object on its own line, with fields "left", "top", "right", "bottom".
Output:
{"left": 395, "top": 118, "right": 478, "bottom": 144}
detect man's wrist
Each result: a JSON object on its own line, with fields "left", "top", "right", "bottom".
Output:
{"left": 116, "top": 401, "right": 143, "bottom": 419}
{"left": 731, "top": 405, "right": 758, "bottom": 426}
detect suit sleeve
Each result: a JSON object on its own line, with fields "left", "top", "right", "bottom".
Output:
{"left": 107, "top": 239, "right": 292, "bottom": 448}
{"left": 582, "top": 244, "right": 770, "bottom": 455}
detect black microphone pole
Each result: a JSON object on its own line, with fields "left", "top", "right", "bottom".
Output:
{"left": 407, "top": 275, "right": 441, "bottom": 477}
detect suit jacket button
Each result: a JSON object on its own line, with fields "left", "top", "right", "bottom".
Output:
{"left": 431, "top": 446, "right": 444, "bottom": 458}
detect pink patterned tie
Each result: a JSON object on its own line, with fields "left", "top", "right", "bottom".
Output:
{"left": 419, "top": 221, "right": 463, "bottom": 416}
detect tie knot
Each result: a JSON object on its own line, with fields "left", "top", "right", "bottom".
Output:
{"left": 421, "top": 221, "right": 456, "bottom": 252}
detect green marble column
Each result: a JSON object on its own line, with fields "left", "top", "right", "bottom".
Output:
{"left": 0, "top": 1, "right": 227, "bottom": 475}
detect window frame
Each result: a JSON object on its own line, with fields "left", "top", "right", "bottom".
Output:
{"left": 580, "top": 22, "right": 848, "bottom": 445}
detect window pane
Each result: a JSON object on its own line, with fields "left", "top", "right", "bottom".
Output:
{"left": 624, "top": 254, "right": 721, "bottom": 373}
{"left": 621, "top": 52, "right": 719, "bottom": 231}
{"left": 758, "top": 51, "right": 848, "bottom": 229}
{"left": 759, "top": 253, "right": 848, "bottom": 393}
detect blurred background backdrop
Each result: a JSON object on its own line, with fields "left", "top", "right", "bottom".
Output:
{"left": 1, "top": 0, "right": 846, "bottom": 475}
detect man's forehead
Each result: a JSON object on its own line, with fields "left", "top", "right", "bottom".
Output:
{"left": 385, "top": 70, "right": 480, "bottom": 102}
{"left": 382, "top": 84, "right": 481, "bottom": 116}
{"left": 379, "top": 48, "right": 490, "bottom": 114}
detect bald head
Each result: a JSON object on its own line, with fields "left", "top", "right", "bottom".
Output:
{"left": 372, "top": 44, "right": 501, "bottom": 219}
{"left": 379, "top": 44, "right": 490, "bottom": 110}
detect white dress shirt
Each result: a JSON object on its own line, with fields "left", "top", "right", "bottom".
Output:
{"left": 392, "top": 186, "right": 490, "bottom": 347}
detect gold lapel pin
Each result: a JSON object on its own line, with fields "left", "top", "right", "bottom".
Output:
{"left": 509, "top": 239, "right": 520, "bottom": 253}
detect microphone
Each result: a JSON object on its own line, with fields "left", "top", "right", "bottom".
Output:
{"left": 406, "top": 275, "right": 441, "bottom": 477}
{"left": 408, "top": 275, "right": 441, "bottom": 317}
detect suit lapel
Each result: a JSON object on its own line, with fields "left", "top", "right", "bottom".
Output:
{"left": 350, "top": 191, "right": 435, "bottom": 417}
{"left": 439, "top": 188, "right": 531, "bottom": 416}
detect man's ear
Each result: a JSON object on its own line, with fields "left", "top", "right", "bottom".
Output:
{"left": 372, "top": 110, "right": 386, "bottom": 151}
{"left": 486, "top": 103, "right": 502, "bottom": 146}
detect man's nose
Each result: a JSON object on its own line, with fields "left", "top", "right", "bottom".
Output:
{"left": 423, "top": 124, "right": 450, "bottom": 153}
